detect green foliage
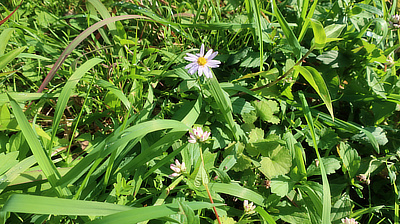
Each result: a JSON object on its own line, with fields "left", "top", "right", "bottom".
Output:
{"left": 0, "top": 0, "right": 399, "bottom": 223}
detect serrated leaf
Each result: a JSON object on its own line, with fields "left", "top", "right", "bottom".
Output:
{"left": 248, "top": 128, "right": 265, "bottom": 143}
{"left": 194, "top": 163, "right": 208, "bottom": 187}
{"left": 307, "top": 156, "right": 341, "bottom": 176}
{"left": 306, "top": 127, "right": 339, "bottom": 150}
{"left": 246, "top": 134, "right": 284, "bottom": 157}
{"left": 242, "top": 110, "right": 258, "bottom": 124}
{"left": 270, "top": 175, "right": 295, "bottom": 197}
{"left": 253, "top": 100, "right": 280, "bottom": 124}
{"left": 258, "top": 146, "right": 292, "bottom": 178}
{"left": 338, "top": 142, "right": 360, "bottom": 178}
{"left": 352, "top": 126, "right": 388, "bottom": 146}
{"left": 232, "top": 154, "right": 252, "bottom": 172}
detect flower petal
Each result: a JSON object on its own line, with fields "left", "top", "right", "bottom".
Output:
{"left": 207, "top": 60, "right": 221, "bottom": 68}
{"left": 188, "top": 64, "right": 199, "bottom": 74}
{"left": 203, "top": 66, "right": 212, "bottom": 78}
{"left": 199, "top": 44, "right": 205, "bottom": 56}
{"left": 204, "top": 49, "right": 213, "bottom": 59}
{"left": 198, "top": 66, "right": 204, "bottom": 77}
{"left": 208, "top": 51, "right": 218, "bottom": 60}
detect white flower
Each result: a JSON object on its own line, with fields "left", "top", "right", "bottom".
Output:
{"left": 341, "top": 217, "right": 358, "bottom": 224}
{"left": 184, "top": 44, "right": 221, "bottom": 78}
{"left": 188, "top": 127, "right": 211, "bottom": 144}
{"left": 169, "top": 159, "right": 186, "bottom": 178}
{"left": 243, "top": 200, "right": 256, "bottom": 214}
{"left": 389, "top": 14, "right": 400, "bottom": 29}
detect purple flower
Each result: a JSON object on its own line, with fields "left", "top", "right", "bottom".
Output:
{"left": 184, "top": 44, "right": 221, "bottom": 78}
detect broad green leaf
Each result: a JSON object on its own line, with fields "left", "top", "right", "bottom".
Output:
{"left": 231, "top": 97, "right": 255, "bottom": 114}
{"left": 194, "top": 163, "right": 208, "bottom": 187}
{"left": 351, "top": 126, "right": 388, "bottom": 146}
{"left": 331, "top": 193, "right": 352, "bottom": 222}
{"left": 325, "top": 24, "right": 346, "bottom": 39}
{"left": 307, "top": 156, "right": 341, "bottom": 177}
{"left": 338, "top": 142, "right": 360, "bottom": 179}
{"left": 295, "top": 66, "right": 334, "bottom": 121}
{"left": 310, "top": 19, "right": 326, "bottom": 49}
{"left": 258, "top": 145, "right": 292, "bottom": 178}
{"left": 252, "top": 100, "right": 280, "bottom": 124}
{"left": 270, "top": 175, "right": 295, "bottom": 197}
{"left": 0, "top": 104, "right": 11, "bottom": 131}
{"left": 178, "top": 201, "right": 200, "bottom": 224}
{"left": 246, "top": 134, "right": 284, "bottom": 157}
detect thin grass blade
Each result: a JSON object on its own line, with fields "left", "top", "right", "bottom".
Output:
{"left": 7, "top": 95, "right": 67, "bottom": 197}
{"left": 299, "top": 91, "right": 331, "bottom": 224}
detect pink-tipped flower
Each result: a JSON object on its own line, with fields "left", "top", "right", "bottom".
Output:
{"left": 389, "top": 14, "right": 400, "bottom": 29}
{"left": 188, "top": 127, "right": 211, "bottom": 144}
{"left": 184, "top": 44, "right": 221, "bottom": 79}
{"left": 169, "top": 159, "right": 186, "bottom": 178}
{"left": 243, "top": 200, "right": 256, "bottom": 214}
{"left": 341, "top": 217, "right": 358, "bottom": 224}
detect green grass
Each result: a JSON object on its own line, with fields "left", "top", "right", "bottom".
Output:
{"left": 0, "top": 0, "right": 399, "bottom": 223}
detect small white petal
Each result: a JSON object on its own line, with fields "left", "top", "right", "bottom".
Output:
{"left": 204, "top": 49, "right": 213, "bottom": 59}
{"left": 207, "top": 60, "right": 221, "bottom": 68}
{"left": 185, "top": 63, "right": 194, "bottom": 70}
{"left": 199, "top": 44, "right": 205, "bottom": 56}
{"left": 198, "top": 66, "right": 204, "bottom": 77}
{"left": 208, "top": 51, "right": 218, "bottom": 60}
{"left": 188, "top": 64, "right": 199, "bottom": 74}
{"left": 184, "top": 55, "right": 198, "bottom": 62}
{"left": 203, "top": 66, "right": 212, "bottom": 78}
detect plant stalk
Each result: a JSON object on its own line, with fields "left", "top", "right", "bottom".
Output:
{"left": 199, "top": 145, "right": 222, "bottom": 224}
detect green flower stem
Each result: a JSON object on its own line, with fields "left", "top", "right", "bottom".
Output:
{"left": 199, "top": 144, "right": 222, "bottom": 224}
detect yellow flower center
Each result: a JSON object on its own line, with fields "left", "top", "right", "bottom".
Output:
{"left": 197, "top": 57, "right": 207, "bottom": 66}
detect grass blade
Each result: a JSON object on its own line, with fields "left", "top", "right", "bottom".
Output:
{"left": 37, "top": 15, "right": 149, "bottom": 93}
{"left": 49, "top": 58, "right": 103, "bottom": 151}
{"left": 89, "top": 202, "right": 223, "bottom": 224}
{"left": 8, "top": 95, "right": 67, "bottom": 197}
{"left": 272, "top": 0, "right": 302, "bottom": 59}
{"left": 299, "top": 91, "right": 331, "bottom": 224}
{"left": 295, "top": 66, "right": 334, "bottom": 121}
{"left": 2, "top": 194, "right": 132, "bottom": 216}
{"left": 208, "top": 183, "right": 264, "bottom": 206}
